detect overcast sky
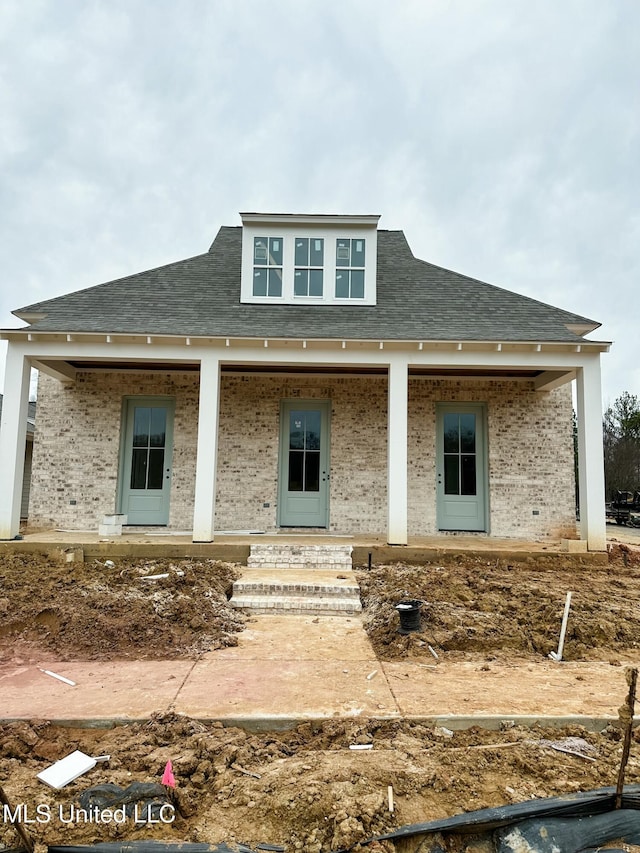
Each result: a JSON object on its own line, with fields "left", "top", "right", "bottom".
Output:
{"left": 1, "top": 0, "right": 638, "bottom": 407}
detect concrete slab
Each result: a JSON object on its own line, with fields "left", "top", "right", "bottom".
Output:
{"left": 175, "top": 658, "right": 397, "bottom": 722}
{"left": 382, "top": 659, "right": 640, "bottom": 718}
{"left": 2, "top": 528, "right": 611, "bottom": 564}
{"left": 175, "top": 615, "right": 397, "bottom": 722}
{"left": 0, "top": 661, "right": 192, "bottom": 722}
{"left": 213, "top": 615, "right": 376, "bottom": 661}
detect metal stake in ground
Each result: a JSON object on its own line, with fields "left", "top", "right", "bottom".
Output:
{"left": 0, "top": 784, "right": 35, "bottom": 853}
{"left": 615, "top": 666, "right": 638, "bottom": 809}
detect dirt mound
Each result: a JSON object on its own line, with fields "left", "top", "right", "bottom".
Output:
{"left": 0, "top": 554, "right": 245, "bottom": 662}
{"left": 2, "top": 714, "right": 639, "bottom": 852}
{"left": 3, "top": 548, "right": 640, "bottom": 666}
{"left": 357, "top": 550, "right": 640, "bottom": 662}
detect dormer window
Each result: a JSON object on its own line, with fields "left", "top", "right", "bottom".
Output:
{"left": 253, "top": 237, "right": 283, "bottom": 297}
{"left": 294, "top": 238, "right": 324, "bottom": 297}
{"left": 335, "top": 238, "right": 365, "bottom": 299}
{"left": 240, "top": 213, "right": 379, "bottom": 305}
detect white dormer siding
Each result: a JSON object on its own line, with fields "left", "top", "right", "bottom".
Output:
{"left": 240, "top": 213, "right": 379, "bottom": 305}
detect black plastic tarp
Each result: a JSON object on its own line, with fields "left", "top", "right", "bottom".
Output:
{"left": 334, "top": 784, "right": 640, "bottom": 851}
{"left": 496, "top": 808, "right": 640, "bottom": 852}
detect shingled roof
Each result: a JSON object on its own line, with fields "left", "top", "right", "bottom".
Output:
{"left": 11, "top": 227, "right": 599, "bottom": 343}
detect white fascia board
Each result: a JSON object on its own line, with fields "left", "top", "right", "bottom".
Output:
{"left": 8, "top": 337, "right": 607, "bottom": 375}
{"left": 240, "top": 212, "right": 380, "bottom": 227}
{"left": 1, "top": 328, "right": 611, "bottom": 353}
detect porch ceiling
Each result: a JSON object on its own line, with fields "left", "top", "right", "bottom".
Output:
{"left": 37, "top": 358, "right": 544, "bottom": 380}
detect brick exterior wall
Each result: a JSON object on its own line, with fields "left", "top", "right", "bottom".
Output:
{"left": 407, "top": 378, "right": 576, "bottom": 538}
{"left": 29, "top": 370, "right": 576, "bottom": 539}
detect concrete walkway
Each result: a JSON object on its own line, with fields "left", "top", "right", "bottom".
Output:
{"left": 2, "top": 615, "right": 638, "bottom": 731}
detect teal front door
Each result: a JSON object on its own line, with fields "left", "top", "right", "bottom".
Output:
{"left": 278, "top": 401, "right": 330, "bottom": 527}
{"left": 119, "top": 398, "right": 174, "bottom": 525}
{"left": 436, "top": 404, "right": 487, "bottom": 532}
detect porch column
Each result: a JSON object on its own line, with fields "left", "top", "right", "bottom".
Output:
{"left": 0, "top": 344, "right": 31, "bottom": 540}
{"left": 575, "top": 356, "right": 606, "bottom": 551}
{"left": 387, "top": 355, "right": 409, "bottom": 545}
{"left": 192, "top": 354, "right": 221, "bottom": 542}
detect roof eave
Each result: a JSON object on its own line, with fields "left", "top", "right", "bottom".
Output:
{"left": 240, "top": 212, "right": 381, "bottom": 227}
{"left": 565, "top": 321, "right": 601, "bottom": 336}
{"left": 0, "top": 327, "right": 612, "bottom": 354}
{"left": 12, "top": 310, "right": 46, "bottom": 324}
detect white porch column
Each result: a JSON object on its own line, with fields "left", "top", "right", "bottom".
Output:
{"left": 192, "top": 354, "right": 221, "bottom": 542}
{"left": 575, "top": 356, "right": 606, "bottom": 551}
{"left": 387, "top": 355, "right": 409, "bottom": 545}
{"left": 0, "top": 344, "right": 31, "bottom": 539}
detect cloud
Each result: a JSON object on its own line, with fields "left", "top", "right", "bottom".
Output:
{"left": 0, "top": 0, "right": 638, "bottom": 404}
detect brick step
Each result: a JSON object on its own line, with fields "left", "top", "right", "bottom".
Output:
{"left": 233, "top": 570, "right": 358, "bottom": 595}
{"left": 229, "top": 568, "right": 362, "bottom": 615}
{"left": 233, "top": 580, "right": 360, "bottom": 597}
{"left": 247, "top": 543, "right": 353, "bottom": 570}
{"left": 229, "top": 593, "right": 362, "bottom": 616}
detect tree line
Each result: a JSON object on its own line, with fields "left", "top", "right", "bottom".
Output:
{"left": 603, "top": 391, "right": 640, "bottom": 499}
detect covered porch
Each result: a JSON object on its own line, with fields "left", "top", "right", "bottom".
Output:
{"left": 0, "top": 333, "right": 609, "bottom": 550}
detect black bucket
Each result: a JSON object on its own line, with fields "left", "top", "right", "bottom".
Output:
{"left": 395, "top": 599, "right": 424, "bottom": 634}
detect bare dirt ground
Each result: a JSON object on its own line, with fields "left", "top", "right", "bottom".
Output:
{"left": 1, "top": 544, "right": 640, "bottom": 852}
{"left": 0, "top": 555, "right": 245, "bottom": 663}
{"left": 357, "top": 543, "right": 640, "bottom": 664}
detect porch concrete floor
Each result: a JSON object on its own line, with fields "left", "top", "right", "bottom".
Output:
{"left": 2, "top": 527, "right": 616, "bottom": 563}
{"left": 1, "top": 614, "right": 638, "bottom": 731}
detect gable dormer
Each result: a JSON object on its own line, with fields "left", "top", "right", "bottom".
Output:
{"left": 239, "top": 213, "right": 380, "bottom": 305}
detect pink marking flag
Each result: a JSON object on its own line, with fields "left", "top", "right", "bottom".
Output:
{"left": 161, "top": 760, "right": 176, "bottom": 788}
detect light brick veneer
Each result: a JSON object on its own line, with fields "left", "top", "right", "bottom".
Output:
{"left": 29, "top": 371, "right": 575, "bottom": 539}
{"left": 407, "top": 378, "right": 576, "bottom": 538}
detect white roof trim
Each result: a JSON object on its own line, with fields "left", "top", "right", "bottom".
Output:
{"left": 240, "top": 212, "right": 380, "bottom": 227}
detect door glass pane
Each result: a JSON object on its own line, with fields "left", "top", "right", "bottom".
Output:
{"left": 460, "top": 414, "right": 476, "bottom": 453}
{"left": 130, "top": 448, "right": 148, "bottom": 489}
{"left": 147, "top": 449, "right": 165, "bottom": 489}
{"left": 133, "top": 407, "right": 150, "bottom": 447}
{"left": 461, "top": 455, "right": 477, "bottom": 495}
{"left": 289, "top": 413, "right": 305, "bottom": 449}
{"left": 288, "top": 451, "right": 303, "bottom": 491}
{"left": 288, "top": 410, "right": 322, "bottom": 493}
{"left": 150, "top": 408, "right": 166, "bottom": 448}
{"left": 444, "top": 455, "right": 459, "bottom": 495}
{"left": 305, "top": 411, "right": 321, "bottom": 450}
{"left": 305, "top": 452, "right": 320, "bottom": 491}
{"left": 443, "top": 414, "right": 459, "bottom": 453}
